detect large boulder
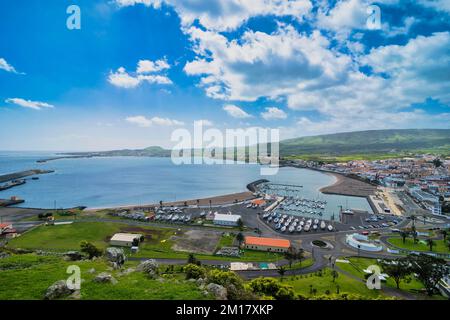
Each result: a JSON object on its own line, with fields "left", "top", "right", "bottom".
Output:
{"left": 64, "top": 251, "right": 83, "bottom": 261}
{"left": 93, "top": 272, "right": 118, "bottom": 285}
{"left": 206, "top": 283, "right": 228, "bottom": 300}
{"left": 44, "top": 280, "right": 75, "bottom": 300}
{"left": 137, "top": 259, "right": 159, "bottom": 277}
{"left": 0, "top": 252, "right": 9, "bottom": 259}
{"left": 105, "top": 247, "right": 125, "bottom": 265}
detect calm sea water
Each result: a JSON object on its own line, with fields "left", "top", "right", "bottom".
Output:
{"left": 0, "top": 152, "right": 372, "bottom": 213}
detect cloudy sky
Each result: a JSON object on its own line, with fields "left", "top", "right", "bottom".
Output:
{"left": 0, "top": 0, "right": 449, "bottom": 151}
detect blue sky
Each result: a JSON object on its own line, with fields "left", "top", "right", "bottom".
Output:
{"left": 0, "top": 0, "right": 449, "bottom": 151}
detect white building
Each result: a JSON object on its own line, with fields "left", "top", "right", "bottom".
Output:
{"left": 110, "top": 233, "right": 142, "bottom": 247}
{"left": 213, "top": 213, "right": 242, "bottom": 227}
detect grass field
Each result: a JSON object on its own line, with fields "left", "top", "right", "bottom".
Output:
{"left": 8, "top": 222, "right": 283, "bottom": 262}
{"left": 336, "top": 257, "right": 425, "bottom": 294}
{"left": 281, "top": 268, "right": 386, "bottom": 299}
{"left": 388, "top": 237, "right": 450, "bottom": 254}
{"left": 0, "top": 254, "right": 207, "bottom": 300}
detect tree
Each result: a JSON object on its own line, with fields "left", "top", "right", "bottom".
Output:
{"left": 196, "top": 199, "right": 200, "bottom": 207}
{"left": 284, "top": 247, "right": 297, "bottom": 269}
{"left": 381, "top": 258, "right": 411, "bottom": 289}
{"left": 410, "top": 215, "right": 417, "bottom": 228}
{"left": 237, "top": 218, "right": 244, "bottom": 231}
{"left": 400, "top": 231, "right": 409, "bottom": 244}
{"left": 406, "top": 254, "right": 449, "bottom": 296}
{"left": 426, "top": 239, "right": 435, "bottom": 252}
{"left": 187, "top": 253, "right": 201, "bottom": 266}
{"left": 331, "top": 270, "right": 339, "bottom": 283}
{"left": 440, "top": 230, "right": 447, "bottom": 242}
{"left": 412, "top": 231, "right": 418, "bottom": 244}
{"left": 432, "top": 158, "right": 443, "bottom": 168}
{"left": 159, "top": 200, "right": 163, "bottom": 208}
{"left": 277, "top": 266, "right": 286, "bottom": 281}
{"left": 236, "top": 232, "right": 245, "bottom": 247}
{"left": 80, "top": 241, "right": 102, "bottom": 259}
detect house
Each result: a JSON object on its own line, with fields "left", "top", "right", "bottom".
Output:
{"left": 0, "top": 223, "right": 12, "bottom": 234}
{"left": 110, "top": 233, "right": 143, "bottom": 247}
{"left": 213, "top": 213, "right": 242, "bottom": 227}
{"left": 244, "top": 236, "right": 291, "bottom": 253}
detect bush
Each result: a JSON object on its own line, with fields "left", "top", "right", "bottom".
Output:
{"left": 80, "top": 241, "right": 102, "bottom": 259}
{"left": 183, "top": 264, "right": 206, "bottom": 280}
{"left": 248, "top": 278, "right": 296, "bottom": 300}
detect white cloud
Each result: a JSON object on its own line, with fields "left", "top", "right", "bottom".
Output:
{"left": 0, "top": 58, "right": 22, "bottom": 74}
{"left": 137, "top": 59, "right": 170, "bottom": 73}
{"left": 223, "top": 104, "right": 252, "bottom": 118}
{"left": 115, "top": 0, "right": 312, "bottom": 31}
{"left": 126, "top": 115, "right": 184, "bottom": 127}
{"left": 194, "top": 119, "right": 214, "bottom": 127}
{"left": 261, "top": 107, "right": 287, "bottom": 120}
{"left": 184, "top": 25, "right": 352, "bottom": 101}
{"left": 417, "top": 0, "right": 450, "bottom": 14}
{"left": 5, "top": 98, "right": 54, "bottom": 110}
{"left": 316, "top": 0, "right": 369, "bottom": 34}
{"left": 108, "top": 59, "right": 172, "bottom": 88}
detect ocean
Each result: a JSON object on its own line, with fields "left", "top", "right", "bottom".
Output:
{"left": 0, "top": 152, "right": 372, "bottom": 214}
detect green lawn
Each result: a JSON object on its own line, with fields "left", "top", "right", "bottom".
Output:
{"left": 336, "top": 257, "right": 425, "bottom": 293}
{"left": 388, "top": 237, "right": 450, "bottom": 254}
{"left": 8, "top": 222, "right": 283, "bottom": 262}
{"left": 0, "top": 254, "right": 207, "bottom": 300}
{"left": 281, "top": 268, "right": 386, "bottom": 299}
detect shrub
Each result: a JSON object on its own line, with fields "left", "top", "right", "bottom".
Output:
{"left": 183, "top": 264, "right": 206, "bottom": 280}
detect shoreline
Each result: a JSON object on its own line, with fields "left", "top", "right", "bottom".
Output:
{"left": 85, "top": 191, "right": 256, "bottom": 211}
{"left": 7, "top": 166, "right": 377, "bottom": 212}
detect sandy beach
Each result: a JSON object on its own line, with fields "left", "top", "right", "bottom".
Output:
{"left": 319, "top": 172, "right": 378, "bottom": 198}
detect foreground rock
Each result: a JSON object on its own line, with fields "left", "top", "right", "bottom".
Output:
{"left": 93, "top": 272, "right": 118, "bottom": 285}
{"left": 105, "top": 247, "right": 126, "bottom": 269}
{"left": 206, "top": 283, "right": 227, "bottom": 300}
{"left": 44, "top": 280, "right": 75, "bottom": 300}
{"left": 64, "top": 251, "right": 83, "bottom": 261}
{"left": 137, "top": 259, "right": 159, "bottom": 278}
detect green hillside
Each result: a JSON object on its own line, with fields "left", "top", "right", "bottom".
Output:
{"left": 279, "top": 129, "right": 450, "bottom": 159}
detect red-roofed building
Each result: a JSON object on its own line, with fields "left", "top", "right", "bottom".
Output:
{"left": 0, "top": 223, "right": 13, "bottom": 235}
{"left": 244, "top": 236, "right": 291, "bottom": 253}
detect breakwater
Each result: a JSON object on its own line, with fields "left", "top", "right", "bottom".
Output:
{"left": 0, "top": 170, "right": 54, "bottom": 183}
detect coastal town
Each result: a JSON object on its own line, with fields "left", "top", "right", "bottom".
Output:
{"left": 0, "top": 152, "right": 449, "bottom": 301}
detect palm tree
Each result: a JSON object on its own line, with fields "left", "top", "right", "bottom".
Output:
{"left": 331, "top": 270, "right": 339, "bottom": 283}
{"left": 277, "top": 266, "right": 286, "bottom": 281}
{"left": 196, "top": 199, "right": 200, "bottom": 207}
{"left": 284, "top": 247, "right": 297, "bottom": 269}
{"left": 237, "top": 218, "right": 244, "bottom": 231}
{"left": 236, "top": 232, "right": 245, "bottom": 247}
{"left": 440, "top": 230, "right": 447, "bottom": 242}
{"left": 400, "top": 231, "right": 409, "bottom": 244}
{"left": 410, "top": 215, "right": 417, "bottom": 228}
{"left": 426, "top": 239, "right": 435, "bottom": 252}
{"left": 432, "top": 158, "right": 443, "bottom": 168}
{"left": 209, "top": 199, "right": 212, "bottom": 209}
{"left": 412, "top": 231, "right": 418, "bottom": 244}
{"left": 159, "top": 200, "right": 163, "bottom": 208}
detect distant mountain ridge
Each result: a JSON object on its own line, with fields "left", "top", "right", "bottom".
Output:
{"left": 54, "top": 129, "right": 450, "bottom": 162}
{"left": 279, "top": 129, "right": 450, "bottom": 157}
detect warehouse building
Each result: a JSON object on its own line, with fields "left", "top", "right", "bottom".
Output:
{"left": 244, "top": 236, "right": 291, "bottom": 252}
{"left": 110, "top": 233, "right": 143, "bottom": 247}
{"left": 213, "top": 213, "right": 242, "bottom": 227}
